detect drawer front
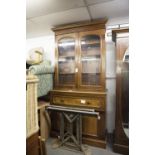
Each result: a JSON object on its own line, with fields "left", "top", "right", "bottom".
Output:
{"left": 52, "top": 96, "right": 105, "bottom": 110}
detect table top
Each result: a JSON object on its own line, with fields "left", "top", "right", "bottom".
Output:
{"left": 38, "top": 101, "right": 50, "bottom": 110}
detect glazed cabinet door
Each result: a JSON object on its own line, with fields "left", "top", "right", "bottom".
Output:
{"left": 78, "top": 30, "right": 105, "bottom": 90}
{"left": 55, "top": 33, "right": 78, "bottom": 88}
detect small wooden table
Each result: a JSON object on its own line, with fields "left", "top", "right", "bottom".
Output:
{"left": 38, "top": 101, "right": 51, "bottom": 140}
{"left": 46, "top": 105, "right": 100, "bottom": 152}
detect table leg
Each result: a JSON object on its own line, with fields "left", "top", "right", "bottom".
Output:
{"left": 79, "top": 114, "right": 82, "bottom": 146}
{"left": 60, "top": 113, "right": 64, "bottom": 142}
{"left": 76, "top": 115, "right": 80, "bottom": 145}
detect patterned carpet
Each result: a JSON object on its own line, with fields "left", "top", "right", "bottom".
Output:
{"left": 46, "top": 138, "right": 122, "bottom": 155}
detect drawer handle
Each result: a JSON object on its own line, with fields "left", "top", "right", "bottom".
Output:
{"left": 86, "top": 102, "right": 90, "bottom": 105}
{"left": 60, "top": 99, "right": 64, "bottom": 103}
{"left": 80, "top": 100, "right": 90, "bottom": 105}
{"left": 81, "top": 102, "right": 90, "bottom": 105}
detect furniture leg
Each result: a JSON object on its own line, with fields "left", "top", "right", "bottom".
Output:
{"left": 60, "top": 113, "right": 64, "bottom": 141}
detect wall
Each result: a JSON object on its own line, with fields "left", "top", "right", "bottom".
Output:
{"left": 105, "top": 16, "right": 129, "bottom": 133}
{"left": 105, "top": 42, "right": 116, "bottom": 133}
{"left": 26, "top": 34, "right": 55, "bottom": 66}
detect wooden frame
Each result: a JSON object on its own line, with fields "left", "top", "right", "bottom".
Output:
{"left": 51, "top": 18, "right": 107, "bottom": 148}
{"left": 112, "top": 29, "right": 129, "bottom": 155}
{"left": 55, "top": 33, "right": 78, "bottom": 89}
{"left": 54, "top": 29, "right": 106, "bottom": 91}
{"left": 52, "top": 18, "right": 107, "bottom": 36}
{"left": 78, "top": 29, "right": 106, "bottom": 91}
{"left": 50, "top": 90, "right": 106, "bottom": 111}
{"left": 26, "top": 132, "right": 39, "bottom": 155}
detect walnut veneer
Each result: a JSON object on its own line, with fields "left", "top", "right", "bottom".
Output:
{"left": 50, "top": 19, "right": 107, "bottom": 148}
{"left": 112, "top": 29, "right": 129, "bottom": 155}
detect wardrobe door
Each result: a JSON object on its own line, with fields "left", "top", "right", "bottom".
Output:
{"left": 55, "top": 33, "right": 78, "bottom": 89}
{"left": 78, "top": 29, "right": 106, "bottom": 91}
{"left": 113, "top": 29, "right": 129, "bottom": 155}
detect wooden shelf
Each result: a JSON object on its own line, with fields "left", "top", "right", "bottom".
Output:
{"left": 58, "top": 43, "right": 75, "bottom": 47}
{"left": 82, "top": 72, "right": 100, "bottom": 74}
{"left": 82, "top": 73, "right": 100, "bottom": 74}
{"left": 59, "top": 73, "right": 75, "bottom": 75}
{"left": 59, "top": 50, "right": 75, "bottom": 57}
{"left": 81, "top": 41, "right": 100, "bottom": 45}
{"left": 81, "top": 54, "right": 100, "bottom": 58}
{"left": 59, "top": 55, "right": 75, "bottom": 58}
{"left": 59, "top": 72, "right": 101, "bottom": 74}
{"left": 81, "top": 55, "right": 101, "bottom": 61}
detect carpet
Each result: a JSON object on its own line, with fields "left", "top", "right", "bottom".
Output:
{"left": 46, "top": 138, "right": 122, "bottom": 155}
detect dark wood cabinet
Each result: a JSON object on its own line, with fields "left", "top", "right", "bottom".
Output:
{"left": 112, "top": 29, "right": 129, "bottom": 155}
{"left": 26, "top": 132, "right": 39, "bottom": 155}
{"left": 54, "top": 29, "right": 106, "bottom": 91}
{"left": 50, "top": 19, "right": 107, "bottom": 148}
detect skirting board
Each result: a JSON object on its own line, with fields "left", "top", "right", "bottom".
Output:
{"left": 113, "top": 143, "right": 129, "bottom": 155}
{"left": 83, "top": 137, "right": 106, "bottom": 148}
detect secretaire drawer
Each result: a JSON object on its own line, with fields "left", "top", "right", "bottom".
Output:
{"left": 52, "top": 96, "right": 105, "bottom": 111}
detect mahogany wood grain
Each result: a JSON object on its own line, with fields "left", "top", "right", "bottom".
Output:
{"left": 112, "top": 29, "right": 129, "bottom": 155}
{"left": 51, "top": 90, "right": 106, "bottom": 111}
{"left": 78, "top": 29, "right": 105, "bottom": 91}
{"left": 52, "top": 18, "right": 107, "bottom": 35}
{"left": 51, "top": 19, "right": 107, "bottom": 148}
{"left": 55, "top": 33, "right": 78, "bottom": 89}
{"left": 26, "top": 132, "right": 39, "bottom": 155}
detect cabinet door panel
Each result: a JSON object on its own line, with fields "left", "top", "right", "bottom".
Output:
{"left": 78, "top": 30, "right": 105, "bottom": 90}
{"left": 113, "top": 29, "right": 129, "bottom": 154}
{"left": 55, "top": 33, "right": 78, "bottom": 88}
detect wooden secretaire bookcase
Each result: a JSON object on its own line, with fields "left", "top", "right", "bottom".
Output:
{"left": 50, "top": 19, "right": 107, "bottom": 148}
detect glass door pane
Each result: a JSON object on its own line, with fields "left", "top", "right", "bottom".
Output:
{"left": 57, "top": 37, "right": 76, "bottom": 85}
{"left": 80, "top": 35, "right": 101, "bottom": 86}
